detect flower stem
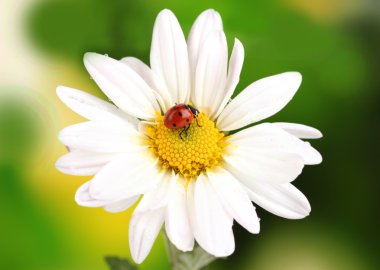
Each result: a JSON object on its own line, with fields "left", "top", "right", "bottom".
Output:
{"left": 162, "top": 231, "right": 217, "bottom": 270}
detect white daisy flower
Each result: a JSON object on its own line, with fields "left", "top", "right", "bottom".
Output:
{"left": 56, "top": 9, "right": 322, "bottom": 264}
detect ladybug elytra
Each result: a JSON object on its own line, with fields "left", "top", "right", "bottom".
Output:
{"left": 164, "top": 103, "right": 201, "bottom": 139}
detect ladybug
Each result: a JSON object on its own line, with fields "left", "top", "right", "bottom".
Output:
{"left": 164, "top": 103, "right": 201, "bottom": 140}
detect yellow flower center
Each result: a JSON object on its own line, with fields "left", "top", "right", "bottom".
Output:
{"left": 146, "top": 113, "right": 227, "bottom": 178}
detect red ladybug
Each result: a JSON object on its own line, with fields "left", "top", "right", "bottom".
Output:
{"left": 164, "top": 103, "right": 201, "bottom": 139}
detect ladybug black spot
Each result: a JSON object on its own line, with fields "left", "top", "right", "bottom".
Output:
{"left": 186, "top": 118, "right": 189, "bottom": 122}
{"left": 172, "top": 123, "right": 176, "bottom": 127}
{"left": 178, "top": 112, "right": 182, "bottom": 117}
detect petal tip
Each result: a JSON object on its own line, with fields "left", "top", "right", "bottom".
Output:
{"left": 313, "top": 151, "right": 323, "bottom": 164}
{"left": 281, "top": 71, "right": 302, "bottom": 84}
{"left": 83, "top": 52, "right": 95, "bottom": 62}
{"left": 131, "top": 252, "right": 145, "bottom": 265}
{"left": 315, "top": 130, "right": 323, "bottom": 139}
{"left": 203, "top": 8, "right": 221, "bottom": 16}
{"left": 246, "top": 218, "right": 261, "bottom": 234}
{"left": 157, "top": 8, "right": 175, "bottom": 18}
{"left": 56, "top": 85, "right": 65, "bottom": 95}
{"left": 83, "top": 51, "right": 97, "bottom": 58}
{"left": 83, "top": 52, "right": 105, "bottom": 66}
{"left": 291, "top": 71, "right": 302, "bottom": 82}
{"left": 54, "top": 159, "right": 65, "bottom": 174}
{"left": 201, "top": 8, "right": 222, "bottom": 24}
{"left": 288, "top": 207, "right": 311, "bottom": 220}
{"left": 56, "top": 86, "right": 67, "bottom": 102}
{"left": 57, "top": 128, "right": 67, "bottom": 145}
{"left": 56, "top": 86, "right": 78, "bottom": 101}
{"left": 233, "top": 37, "right": 243, "bottom": 46}
{"left": 300, "top": 201, "right": 311, "bottom": 218}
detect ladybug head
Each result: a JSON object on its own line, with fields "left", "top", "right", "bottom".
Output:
{"left": 187, "top": 104, "right": 200, "bottom": 116}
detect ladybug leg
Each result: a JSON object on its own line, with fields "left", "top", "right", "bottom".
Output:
{"left": 185, "top": 125, "right": 190, "bottom": 137}
{"left": 195, "top": 116, "right": 202, "bottom": 127}
{"left": 179, "top": 125, "right": 190, "bottom": 140}
{"left": 179, "top": 126, "right": 186, "bottom": 140}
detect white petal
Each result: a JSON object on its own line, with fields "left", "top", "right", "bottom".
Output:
{"left": 192, "top": 30, "right": 228, "bottom": 118}
{"left": 56, "top": 151, "right": 121, "bottom": 176}
{"left": 84, "top": 53, "right": 159, "bottom": 119}
{"left": 213, "top": 38, "right": 244, "bottom": 119}
{"left": 58, "top": 121, "right": 145, "bottom": 153}
{"left": 129, "top": 208, "right": 165, "bottom": 264}
{"left": 296, "top": 141, "right": 322, "bottom": 165}
{"left": 89, "top": 151, "right": 159, "bottom": 201}
{"left": 104, "top": 196, "right": 140, "bottom": 213}
{"left": 134, "top": 170, "right": 173, "bottom": 215}
{"left": 224, "top": 123, "right": 305, "bottom": 184}
{"left": 187, "top": 175, "right": 234, "bottom": 257}
{"left": 188, "top": 9, "right": 223, "bottom": 74}
{"left": 243, "top": 180, "right": 311, "bottom": 219}
{"left": 165, "top": 175, "right": 194, "bottom": 252}
{"left": 272, "top": 129, "right": 322, "bottom": 165}
{"left": 229, "top": 122, "right": 322, "bottom": 165}
{"left": 75, "top": 181, "right": 140, "bottom": 212}
{"left": 207, "top": 168, "right": 260, "bottom": 234}
{"left": 217, "top": 72, "right": 302, "bottom": 131}
{"left": 56, "top": 86, "right": 136, "bottom": 125}
{"left": 120, "top": 57, "right": 172, "bottom": 111}
{"left": 150, "top": 9, "right": 190, "bottom": 103}
{"left": 273, "top": 122, "right": 323, "bottom": 139}
{"left": 75, "top": 181, "right": 107, "bottom": 207}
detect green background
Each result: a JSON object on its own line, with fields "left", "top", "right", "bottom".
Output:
{"left": 1, "top": 0, "right": 379, "bottom": 269}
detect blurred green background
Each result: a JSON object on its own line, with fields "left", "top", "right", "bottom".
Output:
{"left": 1, "top": 0, "right": 379, "bottom": 269}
